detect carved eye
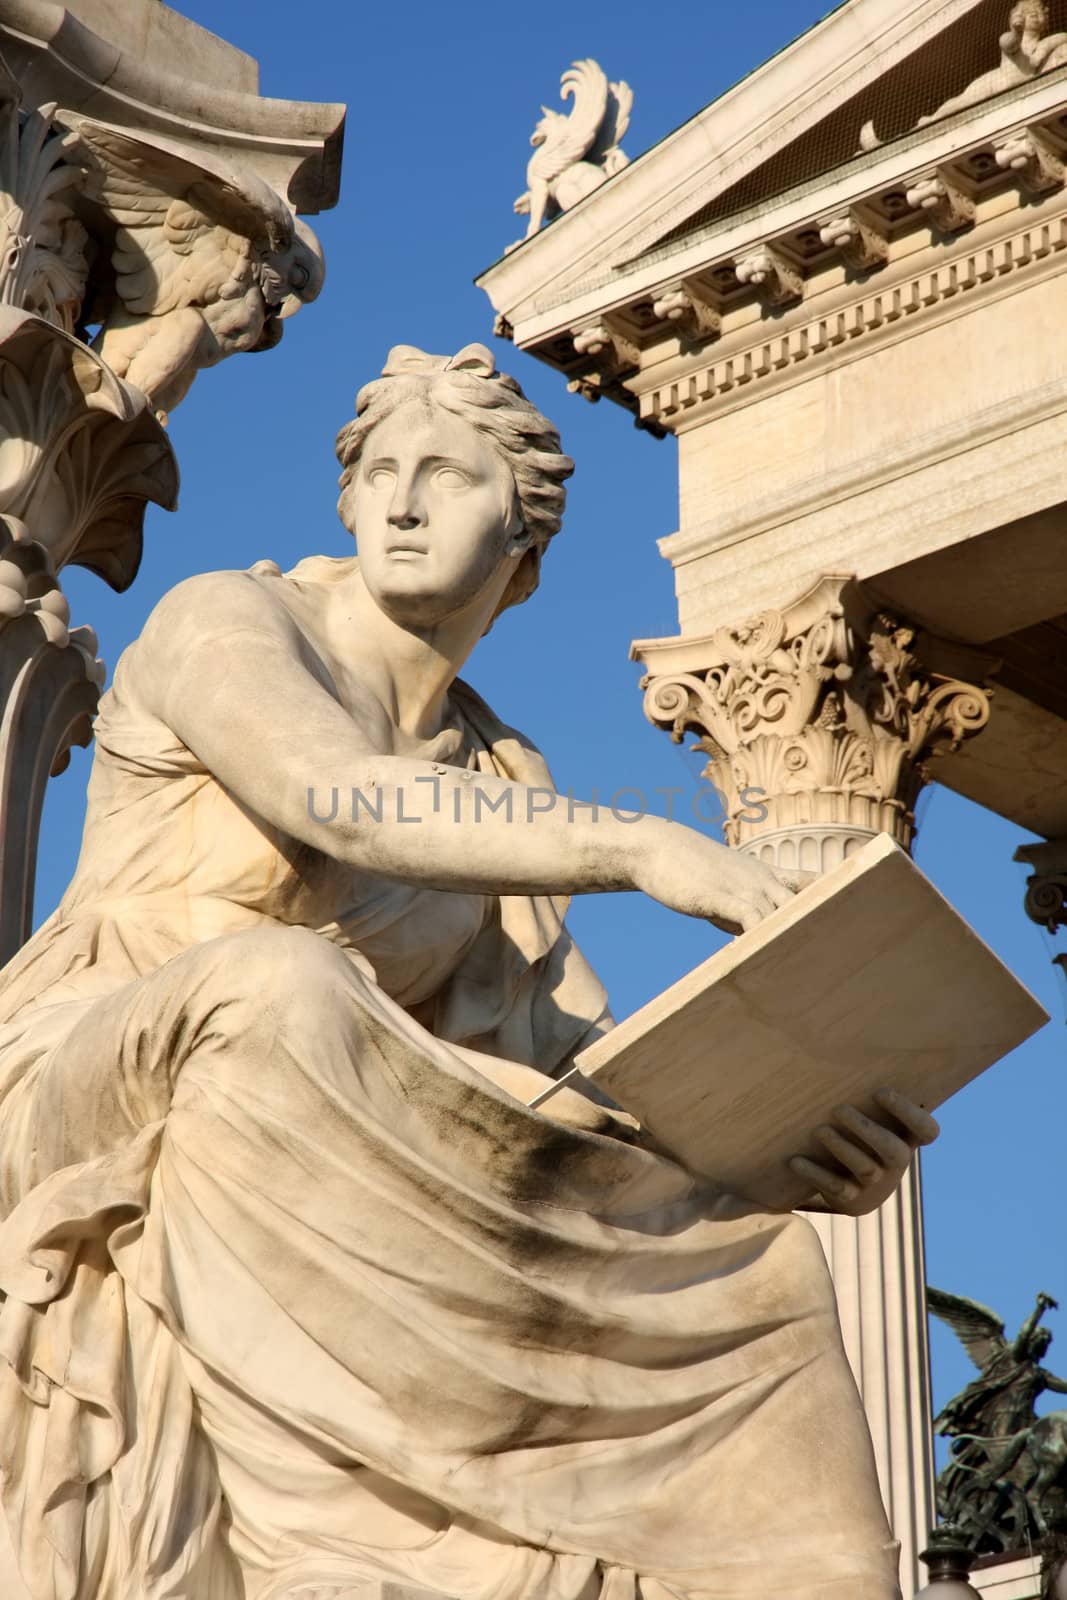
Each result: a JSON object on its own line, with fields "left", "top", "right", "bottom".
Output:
{"left": 366, "top": 467, "right": 396, "bottom": 491}
{"left": 433, "top": 467, "right": 471, "bottom": 490}
{"left": 290, "top": 262, "right": 311, "bottom": 291}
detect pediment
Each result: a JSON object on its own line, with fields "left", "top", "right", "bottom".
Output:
{"left": 479, "top": 0, "right": 1067, "bottom": 338}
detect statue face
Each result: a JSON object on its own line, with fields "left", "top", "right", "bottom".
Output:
{"left": 350, "top": 400, "right": 523, "bottom": 629}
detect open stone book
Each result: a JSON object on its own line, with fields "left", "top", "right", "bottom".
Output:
{"left": 535, "top": 834, "right": 1049, "bottom": 1210}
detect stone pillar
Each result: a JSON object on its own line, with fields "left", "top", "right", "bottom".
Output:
{"left": 634, "top": 572, "right": 996, "bottom": 1597}
{"left": 809, "top": 1170, "right": 935, "bottom": 1596}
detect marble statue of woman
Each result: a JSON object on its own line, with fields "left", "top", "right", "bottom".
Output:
{"left": 0, "top": 343, "right": 936, "bottom": 1600}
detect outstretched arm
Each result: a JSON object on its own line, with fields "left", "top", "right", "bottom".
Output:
{"left": 138, "top": 572, "right": 798, "bottom": 934}
{"left": 1013, "top": 1293, "right": 1059, "bottom": 1358}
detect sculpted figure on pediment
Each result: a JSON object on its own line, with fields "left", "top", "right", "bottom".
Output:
{"left": 861, "top": 0, "right": 1067, "bottom": 151}
{"left": 0, "top": 344, "right": 935, "bottom": 1600}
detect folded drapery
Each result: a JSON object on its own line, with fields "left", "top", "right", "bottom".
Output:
{"left": 0, "top": 633, "right": 901, "bottom": 1600}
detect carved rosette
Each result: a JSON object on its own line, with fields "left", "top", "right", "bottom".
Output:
{"left": 638, "top": 576, "right": 994, "bottom": 871}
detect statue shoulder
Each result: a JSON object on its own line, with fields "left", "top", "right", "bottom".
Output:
{"left": 130, "top": 567, "right": 316, "bottom": 716}
{"left": 141, "top": 567, "right": 305, "bottom": 653}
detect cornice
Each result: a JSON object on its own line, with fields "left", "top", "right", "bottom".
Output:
{"left": 640, "top": 199, "right": 1067, "bottom": 432}
{"left": 478, "top": 0, "right": 990, "bottom": 323}
{"left": 485, "top": 76, "right": 1067, "bottom": 428}
{"left": 0, "top": 0, "right": 345, "bottom": 210}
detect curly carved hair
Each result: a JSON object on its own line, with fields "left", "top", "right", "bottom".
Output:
{"left": 335, "top": 343, "right": 573, "bottom": 615}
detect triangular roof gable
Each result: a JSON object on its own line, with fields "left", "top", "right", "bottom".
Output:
{"left": 479, "top": 0, "right": 1059, "bottom": 320}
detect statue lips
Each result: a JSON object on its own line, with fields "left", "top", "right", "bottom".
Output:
{"left": 385, "top": 543, "right": 429, "bottom": 560}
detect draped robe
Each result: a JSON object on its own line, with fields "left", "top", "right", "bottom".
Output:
{"left": 0, "top": 563, "right": 901, "bottom": 1600}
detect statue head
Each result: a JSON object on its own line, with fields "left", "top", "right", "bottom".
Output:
{"left": 336, "top": 344, "right": 573, "bottom": 629}
{"left": 1032, "top": 1326, "right": 1054, "bottom": 1360}
{"left": 1003, "top": 0, "right": 1050, "bottom": 52}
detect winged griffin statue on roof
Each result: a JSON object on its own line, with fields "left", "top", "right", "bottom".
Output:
{"left": 511, "top": 59, "right": 631, "bottom": 243}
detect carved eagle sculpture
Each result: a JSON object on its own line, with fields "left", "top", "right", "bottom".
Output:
{"left": 62, "top": 116, "right": 325, "bottom": 420}
{"left": 513, "top": 60, "right": 632, "bottom": 241}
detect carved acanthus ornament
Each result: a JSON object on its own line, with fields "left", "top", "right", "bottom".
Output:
{"left": 568, "top": 314, "right": 642, "bottom": 401}
{"left": 904, "top": 172, "right": 975, "bottom": 234}
{"left": 734, "top": 245, "right": 803, "bottom": 308}
{"left": 0, "top": 306, "right": 178, "bottom": 585}
{"left": 817, "top": 210, "right": 888, "bottom": 273}
{"left": 0, "top": 35, "right": 334, "bottom": 960}
{"left": 651, "top": 281, "right": 722, "bottom": 345}
{"left": 994, "top": 127, "right": 1066, "bottom": 194}
{"left": 637, "top": 577, "right": 995, "bottom": 868}
{"left": 0, "top": 514, "right": 104, "bottom": 961}
{"left": 0, "top": 64, "right": 87, "bottom": 334}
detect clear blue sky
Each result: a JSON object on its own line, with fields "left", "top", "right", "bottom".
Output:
{"left": 38, "top": 0, "right": 1067, "bottom": 1430}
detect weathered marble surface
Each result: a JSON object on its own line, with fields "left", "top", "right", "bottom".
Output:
{"left": 0, "top": 346, "right": 935, "bottom": 1599}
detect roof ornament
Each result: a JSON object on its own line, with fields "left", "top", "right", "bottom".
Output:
{"left": 509, "top": 60, "right": 632, "bottom": 250}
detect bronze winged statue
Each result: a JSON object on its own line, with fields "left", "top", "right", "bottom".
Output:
{"left": 930, "top": 1286, "right": 1067, "bottom": 1555}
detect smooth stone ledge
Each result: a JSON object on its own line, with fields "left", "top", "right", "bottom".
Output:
{"left": 0, "top": 0, "right": 345, "bottom": 212}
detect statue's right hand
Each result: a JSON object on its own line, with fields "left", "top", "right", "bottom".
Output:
{"left": 634, "top": 826, "right": 809, "bottom": 935}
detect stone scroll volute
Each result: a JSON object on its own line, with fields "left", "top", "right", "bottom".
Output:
{"left": 638, "top": 576, "right": 995, "bottom": 873}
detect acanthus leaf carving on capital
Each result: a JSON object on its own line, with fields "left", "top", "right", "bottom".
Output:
{"left": 0, "top": 306, "right": 178, "bottom": 589}
{"left": 638, "top": 576, "right": 996, "bottom": 865}
{"left": 0, "top": 57, "right": 88, "bottom": 336}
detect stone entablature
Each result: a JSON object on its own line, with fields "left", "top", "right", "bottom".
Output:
{"left": 484, "top": 72, "right": 1067, "bottom": 426}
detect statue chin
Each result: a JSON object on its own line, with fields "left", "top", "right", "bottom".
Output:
{"left": 363, "top": 558, "right": 512, "bottom": 632}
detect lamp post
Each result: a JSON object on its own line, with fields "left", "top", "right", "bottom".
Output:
{"left": 916, "top": 1527, "right": 981, "bottom": 1599}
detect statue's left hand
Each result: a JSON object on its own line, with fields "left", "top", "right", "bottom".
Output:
{"left": 789, "top": 1089, "right": 940, "bottom": 1216}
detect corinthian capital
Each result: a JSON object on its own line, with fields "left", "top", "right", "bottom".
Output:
{"left": 636, "top": 576, "right": 995, "bottom": 870}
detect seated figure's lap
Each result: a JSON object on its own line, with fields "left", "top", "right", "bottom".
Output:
{"left": 2, "top": 924, "right": 372, "bottom": 1202}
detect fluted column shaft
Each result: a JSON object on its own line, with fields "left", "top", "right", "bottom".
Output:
{"left": 634, "top": 572, "right": 996, "bottom": 1598}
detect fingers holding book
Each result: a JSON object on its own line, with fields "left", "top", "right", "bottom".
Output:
{"left": 789, "top": 1089, "right": 940, "bottom": 1216}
